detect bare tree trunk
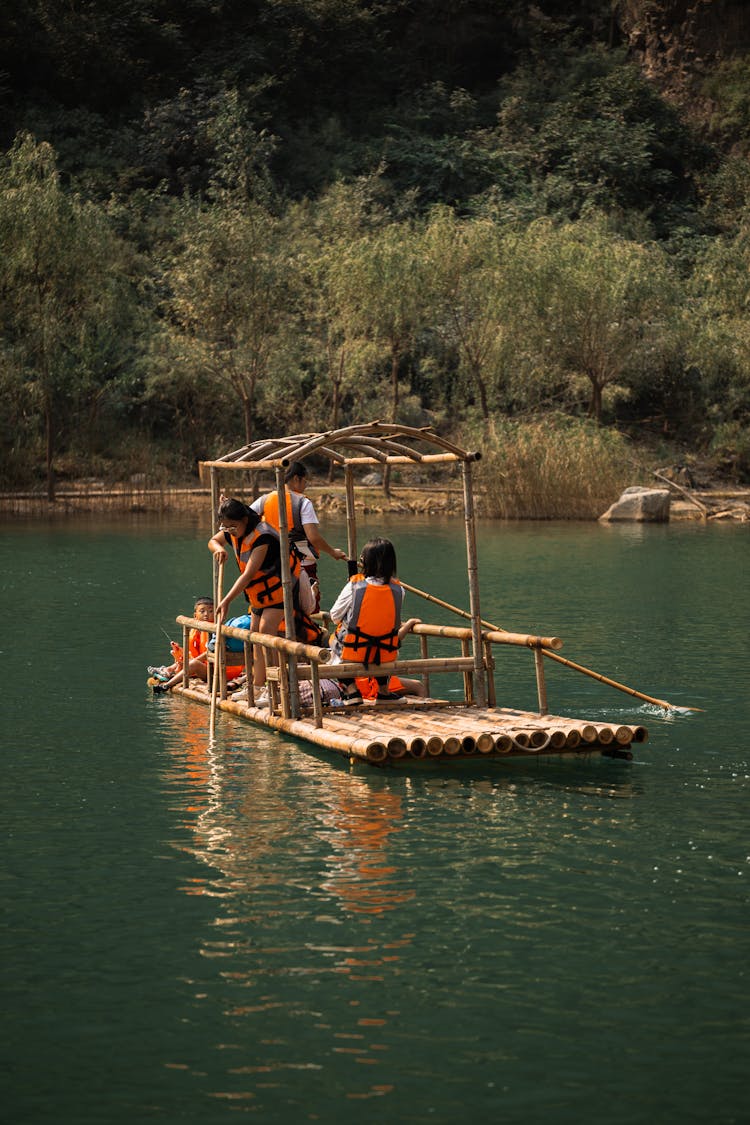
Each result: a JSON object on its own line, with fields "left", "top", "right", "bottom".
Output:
{"left": 243, "top": 396, "right": 253, "bottom": 445}
{"left": 383, "top": 347, "right": 400, "bottom": 499}
{"left": 45, "top": 396, "right": 55, "bottom": 502}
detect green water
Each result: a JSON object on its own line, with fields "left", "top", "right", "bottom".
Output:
{"left": 2, "top": 513, "right": 748, "bottom": 1124}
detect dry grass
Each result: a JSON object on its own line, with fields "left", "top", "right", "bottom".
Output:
{"left": 476, "top": 416, "right": 635, "bottom": 519}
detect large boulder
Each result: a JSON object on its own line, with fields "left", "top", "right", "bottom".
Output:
{"left": 599, "top": 487, "right": 671, "bottom": 522}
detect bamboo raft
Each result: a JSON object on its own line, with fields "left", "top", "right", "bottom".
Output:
{"left": 173, "top": 677, "right": 646, "bottom": 766}
{"left": 151, "top": 422, "right": 681, "bottom": 768}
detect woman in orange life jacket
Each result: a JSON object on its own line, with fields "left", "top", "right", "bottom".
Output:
{"left": 151, "top": 597, "right": 244, "bottom": 693}
{"left": 329, "top": 537, "right": 425, "bottom": 701}
{"left": 209, "top": 497, "right": 300, "bottom": 706}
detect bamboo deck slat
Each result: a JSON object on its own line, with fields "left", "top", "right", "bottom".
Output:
{"left": 172, "top": 681, "right": 645, "bottom": 766}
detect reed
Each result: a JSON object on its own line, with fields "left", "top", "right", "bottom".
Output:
{"left": 476, "top": 416, "right": 634, "bottom": 520}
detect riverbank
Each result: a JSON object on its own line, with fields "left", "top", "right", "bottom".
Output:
{"left": 1, "top": 482, "right": 748, "bottom": 520}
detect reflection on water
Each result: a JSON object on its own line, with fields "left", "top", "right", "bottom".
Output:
{"left": 3, "top": 517, "right": 749, "bottom": 1124}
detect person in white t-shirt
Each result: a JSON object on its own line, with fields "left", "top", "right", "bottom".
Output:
{"left": 250, "top": 460, "right": 347, "bottom": 611}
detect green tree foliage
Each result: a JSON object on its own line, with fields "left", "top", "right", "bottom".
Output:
{"left": 1, "top": 4, "right": 749, "bottom": 487}
{"left": 510, "top": 217, "right": 679, "bottom": 422}
{"left": 0, "top": 134, "right": 139, "bottom": 495}
{"left": 163, "top": 198, "right": 302, "bottom": 444}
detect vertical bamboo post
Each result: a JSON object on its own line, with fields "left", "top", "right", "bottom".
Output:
{"left": 534, "top": 647, "right": 548, "bottom": 716}
{"left": 209, "top": 560, "right": 224, "bottom": 740}
{"left": 181, "top": 623, "right": 189, "bottom": 687}
{"left": 461, "top": 459, "right": 486, "bottom": 706}
{"left": 461, "top": 637, "right": 474, "bottom": 703}
{"left": 243, "top": 641, "right": 253, "bottom": 695}
{"left": 310, "top": 660, "right": 323, "bottom": 728}
{"left": 344, "top": 464, "right": 357, "bottom": 561}
{"left": 419, "top": 634, "right": 431, "bottom": 698}
{"left": 275, "top": 466, "right": 300, "bottom": 719}
{"left": 210, "top": 465, "right": 221, "bottom": 590}
{"left": 484, "top": 639, "right": 496, "bottom": 707}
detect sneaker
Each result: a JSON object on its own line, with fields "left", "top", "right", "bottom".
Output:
{"left": 253, "top": 687, "right": 270, "bottom": 708}
{"left": 152, "top": 683, "right": 170, "bottom": 695}
{"left": 232, "top": 685, "right": 269, "bottom": 707}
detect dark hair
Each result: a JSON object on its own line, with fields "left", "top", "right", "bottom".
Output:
{"left": 218, "top": 497, "right": 258, "bottom": 528}
{"left": 194, "top": 596, "right": 214, "bottom": 608}
{"left": 360, "top": 537, "right": 397, "bottom": 583}
{"left": 285, "top": 460, "right": 308, "bottom": 482}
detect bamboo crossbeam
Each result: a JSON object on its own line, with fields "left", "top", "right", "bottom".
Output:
{"left": 482, "top": 629, "right": 563, "bottom": 650}
{"left": 329, "top": 656, "right": 475, "bottom": 678}
{"left": 413, "top": 623, "right": 473, "bottom": 640}
{"left": 175, "top": 616, "right": 330, "bottom": 663}
{"left": 344, "top": 452, "right": 462, "bottom": 465}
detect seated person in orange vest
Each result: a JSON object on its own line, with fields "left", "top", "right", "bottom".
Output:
{"left": 151, "top": 597, "right": 244, "bottom": 693}
{"left": 250, "top": 460, "right": 347, "bottom": 612}
{"left": 328, "top": 537, "right": 425, "bottom": 700}
{"left": 209, "top": 497, "right": 301, "bottom": 708}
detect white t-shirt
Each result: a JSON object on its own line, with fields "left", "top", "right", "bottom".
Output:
{"left": 251, "top": 491, "right": 319, "bottom": 562}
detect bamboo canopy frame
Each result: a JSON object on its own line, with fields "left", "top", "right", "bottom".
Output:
{"left": 201, "top": 422, "right": 485, "bottom": 718}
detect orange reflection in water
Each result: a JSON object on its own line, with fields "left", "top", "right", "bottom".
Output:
{"left": 316, "top": 783, "right": 416, "bottom": 917}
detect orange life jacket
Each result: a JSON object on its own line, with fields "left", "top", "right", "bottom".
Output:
{"left": 189, "top": 629, "right": 207, "bottom": 660}
{"left": 229, "top": 521, "right": 300, "bottom": 610}
{"left": 259, "top": 490, "right": 319, "bottom": 558}
{"left": 334, "top": 577, "right": 404, "bottom": 668}
{"left": 280, "top": 608, "right": 327, "bottom": 647}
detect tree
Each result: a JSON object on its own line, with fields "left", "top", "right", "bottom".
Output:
{"left": 165, "top": 198, "right": 299, "bottom": 445}
{"left": 424, "top": 205, "right": 520, "bottom": 421}
{"left": 0, "top": 133, "right": 136, "bottom": 496}
{"left": 512, "top": 217, "right": 678, "bottom": 422}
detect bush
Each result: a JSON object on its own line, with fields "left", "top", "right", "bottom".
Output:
{"left": 474, "top": 415, "right": 634, "bottom": 519}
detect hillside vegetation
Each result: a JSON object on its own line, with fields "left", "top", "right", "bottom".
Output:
{"left": 1, "top": 0, "right": 749, "bottom": 511}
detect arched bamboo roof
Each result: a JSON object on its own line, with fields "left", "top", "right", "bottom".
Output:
{"left": 201, "top": 421, "right": 480, "bottom": 470}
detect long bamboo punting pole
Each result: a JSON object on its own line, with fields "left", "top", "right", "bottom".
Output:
{"left": 344, "top": 464, "right": 357, "bottom": 561}
{"left": 461, "top": 459, "right": 487, "bottom": 707}
{"left": 209, "top": 558, "right": 224, "bottom": 741}
{"left": 275, "top": 466, "right": 300, "bottom": 719}
{"left": 401, "top": 582, "right": 699, "bottom": 712}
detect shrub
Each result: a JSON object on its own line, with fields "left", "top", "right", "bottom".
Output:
{"left": 474, "top": 415, "right": 634, "bottom": 519}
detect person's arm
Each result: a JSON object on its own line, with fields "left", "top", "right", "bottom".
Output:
{"left": 329, "top": 582, "right": 353, "bottom": 624}
{"left": 208, "top": 529, "right": 230, "bottom": 563}
{"left": 217, "top": 542, "right": 269, "bottom": 617}
{"left": 303, "top": 521, "right": 347, "bottom": 561}
{"left": 398, "top": 617, "right": 421, "bottom": 642}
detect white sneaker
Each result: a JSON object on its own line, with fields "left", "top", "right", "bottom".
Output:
{"left": 253, "top": 687, "right": 270, "bottom": 708}
{"left": 231, "top": 686, "right": 248, "bottom": 702}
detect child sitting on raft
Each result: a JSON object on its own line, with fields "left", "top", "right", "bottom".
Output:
{"left": 328, "top": 537, "right": 425, "bottom": 701}
{"left": 150, "top": 596, "right": 244, "bottom": 694}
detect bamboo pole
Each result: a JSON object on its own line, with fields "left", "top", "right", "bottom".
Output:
{"left": 461, "top": 459, "right": 487, "bottom": 707}
{"left": 534, "top": 648, "right": 548, "bottom": 715}
{"left": 209, "top": 559, "right": 224, "bottom": 741}
{"left": 275, "top": 466, "right": 300, "bottom": 719}
{"left": 419, "top": 634, "right": 431, "bottom": 697}
{"left": 401, "top": 581, "right": 698, "bottom": 712}
{"left": 482, "top": 629, "right": 563, "bottom": 650}
{"left": 175, "top": 617, "right": 331, "bottom": 663}
{"left": 541, "top": 649, "right": 694, "bottom": 712}
{"left": 403, "top": 587, "right": 562, "bottom": 648}
{"left": 344, "top": 464, "right": 357, "bottom": 561}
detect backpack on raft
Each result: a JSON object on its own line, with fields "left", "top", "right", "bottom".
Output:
{"left": 207, "top": 614, "right": 252, "bottom": 653}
